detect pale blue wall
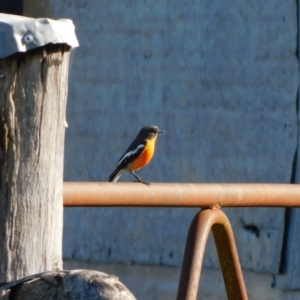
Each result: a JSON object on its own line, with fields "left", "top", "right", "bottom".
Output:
{"left": 48, "top": 0, "right": 298, "bottom": 275}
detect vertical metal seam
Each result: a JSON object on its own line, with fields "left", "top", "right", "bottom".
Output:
{"left": 279, "top": 0, "right": 300, "bottom": 277}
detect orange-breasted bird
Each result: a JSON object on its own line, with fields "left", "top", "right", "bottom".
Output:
{"left": 108, "top": 125, "right": 164, "bottom": 185}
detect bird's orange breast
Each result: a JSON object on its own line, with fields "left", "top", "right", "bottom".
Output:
{"left": 130, "top": 137, "right": 157, "bottom": 171}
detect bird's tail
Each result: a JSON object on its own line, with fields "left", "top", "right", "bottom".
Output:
{"left": 108, "top": 167, "right": 123, "bottom": 182}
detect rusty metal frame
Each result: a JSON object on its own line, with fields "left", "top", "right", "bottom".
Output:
{"left": 64, "top": 182, "right": 300, "bottom": 207}
{"left": 63, "top": 182, "right": 300, "bottom": 299}
{"left": 176, "top": 207, "right": 248, "bottom": 300}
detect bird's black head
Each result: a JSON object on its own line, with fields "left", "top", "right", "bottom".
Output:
{"left": 139, "top": 125, "right": 164, "bottom": 139}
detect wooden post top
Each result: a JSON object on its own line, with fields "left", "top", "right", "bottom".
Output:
{"left": 0, "top": 13, "right": 79, "bottom": 58}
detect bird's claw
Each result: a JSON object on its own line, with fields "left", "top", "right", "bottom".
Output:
{"left": 133, "top": 180, "right": 150, "bottom": 186}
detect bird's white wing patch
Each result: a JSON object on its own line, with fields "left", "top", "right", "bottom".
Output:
{"left": 117, "top": 144, "right": 145, "bottom": 167}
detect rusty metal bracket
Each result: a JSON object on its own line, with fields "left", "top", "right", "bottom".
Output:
{"left": 176, "top": 208, "right": 248, "bottom": 300}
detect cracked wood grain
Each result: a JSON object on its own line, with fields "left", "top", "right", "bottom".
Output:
{"left": 0, "top": 44, "right": 70, "bottom": 288}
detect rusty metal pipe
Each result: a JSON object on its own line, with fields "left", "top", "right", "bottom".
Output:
{"left": 64, "top": 182, "right": 300, "bottom": 207}
{"left": 176, "top": 208, "right": 248, "bottom": 300}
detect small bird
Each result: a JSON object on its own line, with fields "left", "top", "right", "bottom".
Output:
{"left": 108, "top": 125, "right": 164, "bottom": 185}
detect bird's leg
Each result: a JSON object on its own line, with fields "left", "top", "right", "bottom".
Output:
{"left": 130, "top": 171, "right": 150, "bottom": 186}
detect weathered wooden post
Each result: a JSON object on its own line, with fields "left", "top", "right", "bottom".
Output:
{"left": 0, "top": 14, "right": 137, "bottom": 300}
{"left": 0, "top": 13, "right": 78, "bottom": 297}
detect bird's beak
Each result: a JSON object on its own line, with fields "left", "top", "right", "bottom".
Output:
{"left": 158, "top": 130, "right": 165, "bottom": 134}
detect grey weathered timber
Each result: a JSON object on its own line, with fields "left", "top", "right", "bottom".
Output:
{"left": 10, "top": 270, "right": 137, "bottom": 300}
{"left": 0, "top": 44, "right": 70, "bottom": 284}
